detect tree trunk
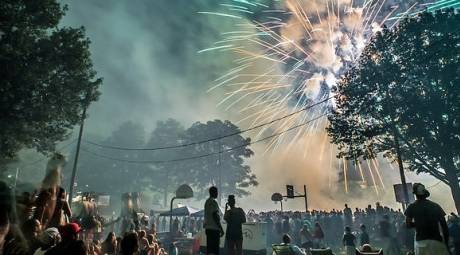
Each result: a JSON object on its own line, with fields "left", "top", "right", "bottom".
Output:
{"left": 446, "top": 169, "right": 460, "bottom": 214}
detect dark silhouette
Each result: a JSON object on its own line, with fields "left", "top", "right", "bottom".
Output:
{"left": 224, "top": 195, "right": 246, "bottom": 255}
{"left": 204, "top": 186, "right": 224, "bottom": 255}
{"left": 405, "top": 183, "right": 449, "bottom": 254}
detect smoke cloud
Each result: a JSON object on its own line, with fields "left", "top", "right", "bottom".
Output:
{"left": 24, "top": 0, "right": 452, "bottom": 213}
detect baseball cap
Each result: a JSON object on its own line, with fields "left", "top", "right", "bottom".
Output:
{"left": 59, "top": 223, "right": 82, "bottom": 239}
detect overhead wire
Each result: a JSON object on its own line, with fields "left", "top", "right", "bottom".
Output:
{"left": 17, "top": 139, "right": 77, "bottom": 167}
{"left": 80, "top": 114, "right": 327, "bottom": 164}
{"left": 82, "top": 96, "right": 332, "bottom": 151}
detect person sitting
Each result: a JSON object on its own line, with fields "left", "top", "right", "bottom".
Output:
{"left": 281, "top": 234, "right": 306, "bottom": 255}
{"left": 356, "top": 244, "right": 383, "bottom": 255}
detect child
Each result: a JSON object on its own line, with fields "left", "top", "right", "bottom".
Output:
{"left": 342, "top": 226, "right": 356, "bottom": 255}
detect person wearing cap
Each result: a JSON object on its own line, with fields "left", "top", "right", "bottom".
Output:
{"left": 33, "top": 228, "right": 61, "bottom": 255}
{"left": 45, "top": 223, "right": 86, "bottom": 255}
{"left": 405, "top": 183, "right": 449, "bottom": 255}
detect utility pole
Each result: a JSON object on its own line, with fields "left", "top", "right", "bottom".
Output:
{"left": 394, "top": 135, "right": 410, "bottom": 210}
{"left": 68, "top": 106, "right": 87, "bottom": 207}
{"left": 218, "top": 140, "right": 223, "bottom": 206}
{"left": 304, "top": 185, "right": 308, "bottom": 212}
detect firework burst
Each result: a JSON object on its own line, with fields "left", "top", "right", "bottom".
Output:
{"left": 201, "top": 0, "right": 433, "bottom": 193}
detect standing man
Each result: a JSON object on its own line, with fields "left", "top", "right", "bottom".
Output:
{"left": 343, "top": 204, "right": 353, "bottom": 229}
{"left": 224, "top": 195, "right": 246, "bottom": 255}
{"left": 405, "top": 183, "right": 449, "bottom": 255}
{"left": 204, "top": 186, "right": 224, "bottom": 255}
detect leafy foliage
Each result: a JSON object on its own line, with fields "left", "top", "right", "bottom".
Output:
{"left": 327, "top": 9, "right": 460, "bottom": 210}
{"left": 0, "top": 0, "right": 102, "bottom": 160}
{"left": 68, "top": 119, "right": 257, "bottom": 206}
{"left": 182, "top": 120, "right": 257, "bottom": 199}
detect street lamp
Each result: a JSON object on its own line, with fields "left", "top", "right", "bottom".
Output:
{"left": 169, "top": 184, "right": 193, "bottom": 240}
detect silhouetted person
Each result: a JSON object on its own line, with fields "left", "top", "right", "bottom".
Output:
{"left": 120, "top": 232, "right": 139, "bottom": 255}
{"left": 448, "top": 214, "right": 460, "bottom": 255}
{"left": 344, "top": 204, "right": 353, "bottom": 228}
{"left": 224, "top": 195, "right": 246, "bottom": 255}
{"left": 204, "top": 186, "right": 224, "bottom": 255}
{"left": 359, "top": 224, "right": 370, "bottom": 246}
{"left": 405, "top": 183, "right": 449, "bottom": 255}
{"left": 342, "top": 226, "right": 356, "bottom": 255}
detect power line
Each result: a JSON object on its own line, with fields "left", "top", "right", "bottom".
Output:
{"left": 80, "top": 113, "right": 327, "bottom": 164}
{"left": 82, "top": 96, "right": 332, "bottom": 151}
{"left": 18, "top": 139, "right": 77, "bottom": 168}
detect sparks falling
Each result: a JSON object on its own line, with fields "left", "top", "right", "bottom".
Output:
{"left": 201, "top": 0, "right": 434, "bottom": 193}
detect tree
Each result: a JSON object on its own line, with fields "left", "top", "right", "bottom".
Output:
{"left": 144, "top": 119, "right": 188, "bottom": 207}
{"left": 183, "top": 120, "right": 258, "bottom": 201}
{"left": 0, "top": 0, "right": 102, "bottom": 161}
{"left": 69, "top": 121, "right": 146, "bottom": 195}
{"left": 328, "top": 10, "right": 460, "bottom": 211}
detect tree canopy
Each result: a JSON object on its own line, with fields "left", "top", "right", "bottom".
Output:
{"left": 67, "top": 119, "right": 257, "bottom": 206}
{"left": 327, "top": 9, "right": 460, "bottom": 211}
{"left": 0, "top": 0, "right": 102, "bottom": 161}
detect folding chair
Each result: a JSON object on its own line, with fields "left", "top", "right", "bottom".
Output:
{"left": 355, "top": 248, "right": 383, "bottom": 255}
{"left": 310, "top": 248, "right": 334, "bottom": 255}
{"left": 272, "top": 244, "right": 294, "bottom": 255}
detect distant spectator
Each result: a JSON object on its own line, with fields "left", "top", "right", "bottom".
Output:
{"left": 359, "top": 224, "right": 370, "bottom": 246}
{"left": 281, "top": 234, "right": 305, "bottom": 255}
{"left": 344, "top": 204, "right": 353, "bottom": 228}
{"left": 342, "top": 226, "right": 356, "bottom": 255}
{"left": 101, "top": 232, "right": 117, "bottom": 255}
{"left": 312, "top": 222, "right": 324, "bottom": 248}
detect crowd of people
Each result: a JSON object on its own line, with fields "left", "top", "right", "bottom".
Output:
{"left": 202, "top": 184, "right": 460, "bottom": 255}
{"left": 0, "top": 154, "right": 458, "bottom": 255}
{"left": 0, "top": 179, "right": 169, "bottom": 255}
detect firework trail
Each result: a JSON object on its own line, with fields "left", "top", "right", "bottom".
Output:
{"left": 201, "top": 0, "right": 435, "bottom": 192}
{"left": 202, "top": 0, "right": 431, "bottom": 146}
